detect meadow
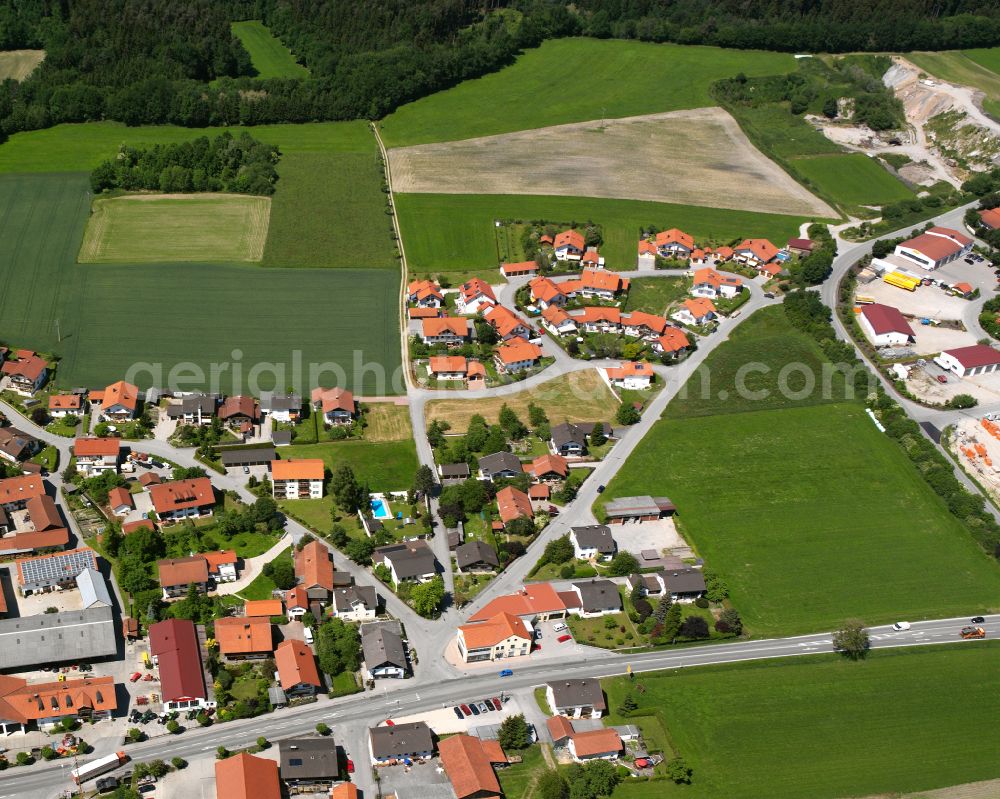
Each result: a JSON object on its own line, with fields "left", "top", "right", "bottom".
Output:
{"left": 908, "top": 49, "right": 1000, "bottom": 118}
{"left": 603, "top": 644, "right": 1000, "bottom": 799}
{"left": 623, "top": 277, "right": 688, "bottom": 315}
{"left": 278, "top": 439, "right": 419, "bottom": 491}
{"left": 0, "top": 50, "right": 45, "bottom": 81}
{"left": 230, "top": 20, "right": 308, "bottom": 79}
{"left": 79, "top": 194, "right": 270, "bottom": 263}
{"left": 0, "top": 172, "right": 401, "bottom": 393}
{"left": 792, "top": 153, "right": 914, "bottom": 209}
{"left": 380, "top": 38, "right": 795, "bottom": 147}
{"left": 396, "top": 194, "right": 810, "bottom": 277}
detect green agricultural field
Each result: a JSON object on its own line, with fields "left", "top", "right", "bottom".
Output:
{"left": 381, "top": 38, "right": 795, "bottom": 146}
{"left": 79, "top": 195, "right": 270, "bottom": 263}
{"left": 0, "top": 172, "right": 401, "bottom": 393}
{"left": 792, "top": 153, "right": 914, "bottom": 209}
{"left": 909, "top": 49, "right": 1000, "bottom": 118}
{"left": 278, "top": 439, "right": 419, "bottom": 492}
{"left": 396, "top": 194, "right": 808, "bottom": 276}
{"left": 231, "top": 20, "right": 308, "bottom": 79}
{"left": 262, "top": 151, "right": 398, "bottom": 269}
{"left": 604, "top": 644, "right": 1000, "bottom": 799}
{"left": 0, "top": 50, "right": 45, "bottom": 81}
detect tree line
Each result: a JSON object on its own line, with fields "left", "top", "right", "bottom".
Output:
{"left": 90, "top": 132, "right": 280, "bottom": 195}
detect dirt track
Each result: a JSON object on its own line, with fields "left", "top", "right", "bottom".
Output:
{"left": 387, "top": 108, "right": 835, "bottom": 217}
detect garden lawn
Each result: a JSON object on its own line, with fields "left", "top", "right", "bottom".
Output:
{"left": 238, "top": 547, "right": 290, "bottom": 600}
{"left": 381, "top": 38, "right": 794, "bottom": 146}
{"left": 600, "top": 402, "right": 1000, "bottom": 635}
{"left": 603, "top": 644, "right": 1000, "bottom": 799}
{"left": 362, "top": 403, "right": 413, "bottom": 442}
{"left": 278, "top": 439, "right": 418, "bottom": 491}
{"left": 231, "top": 21, "right": 308, "bottom": 79}
{"left": 496, "top": 744, "right": 546, "bottom": 799}
{"left": 623, "top": 277, "right": 689, "bottom": 314}
{"left": 396, "top": 193, "right": 809, "bottom": 275}
{"left": 791, "top": 153, "right": 913, "bottom": 209}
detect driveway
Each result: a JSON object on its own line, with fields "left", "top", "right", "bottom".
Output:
{"left": 610, "top": 519, "right": 686, "bottom": 558}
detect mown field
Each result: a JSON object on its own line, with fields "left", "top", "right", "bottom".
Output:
{"left": 908, "top": 49, "right": 1000, "bottom": 118}
{"left": 792, "top": 153, "right": 914, "bottom": 208}
{"left": 380, "top": 38, "right": 796, "bottom": 147}
{"left": 231, "top": 20, "right": 308, "bottom": 79}
{"left": 603, "top": 644, "right": 1000, "bottom": 799}
{"left": 79, "top": 194, "right": 270, "bottom": 263}
{"left": 396, "top": 194, "right": 809, "bottom": 277}
{"left": 0, "top": 172, "right": 401, "bottom": 393}
{"left": 598, "top": 307, "right": 1000, "bottom": 634}
{"left": 278, "top": 439, "right": 419, "bottom": 491}
{"left": 0, "top": 50, "right": 45, "bottom": 81}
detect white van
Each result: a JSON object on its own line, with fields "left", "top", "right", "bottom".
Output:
{"left": 303, "top": 626, "right": 314, "bottom": 644}
{"left": 552, "top": 622, "right": 568, "bottom": 633}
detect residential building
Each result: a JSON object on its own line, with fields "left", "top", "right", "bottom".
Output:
{"left": 673, "top": 297, "right": 717, "bottom": 326}
{"left": 859, "top": 304, "right": 915, "bottom": 347}
{"left": 374, "top": 541, "right": 437, "bottom": 584}
{"left": 92, "top": 380, "right": 139, "bottom": 421}
{"left": 429, "top": 355, "right": 471, "bottom": 381}
{"left": 580, "top": 247, "right": 604, "bottom": 268}
{"left": 275, "top": 639, "right": 322, "bottom": 696}
{"left": 158, "top": 555, "right": 210, "bottom": 598}
{"left": 655, "top": 329, "right": 693, "bottom": 359}
{"left": 496, "top": 485, "right": 533, "bottom": 525}
{"left": 204, "top": 549, "right": 238, "bottom": 583}
{"left": 567, "top": 729, "right": 622, "bottom": 762}
{"left": 501, "top": 260, "right": 539, "bottom": 278}
{"left": 407, "top": 279, "right": 444, "bottom": 307}
{"left": 108, "top": 486, "right": 132, "bottom": 516}
{"left": 166, "top": 394, "right": 217, "bottom": 426}
{"left": 244, "top": 599, "right": 283, "bottom": 618}
{"left": 554, "top": 229, "right": 585, "bottom": 260}
{"left": 0, "top": 350, "right": 48, "bottom": 396}
{"left": 216, "top": 752, "right": 280, "bottom": 799}
{"left": 149, "top": 477, "right": 216, "bottom": 521}
{"left": 527, "top": 453, "right": 568, "bottom": 482}
{"left": 218, "top": 395, "right": 260, "bottom": 432}
{"left": 936, "top": 344, "right": 1000, "bottom": 377}
{"left": 893, "top": 226, "right": 972, "bottom": 270}
{"left": 571, "top": 580, "right": 622, "bottom": 617}
{"left": 332, "top": 783, "right": 359, "bottom": 799}
{"left": 493, "top": 340, "right": 543, "bottom": 373}
{"left": 605, "top": 361, "right": 654, "bottom": 390}
{"left": 440, "top": 734, "right": 506, "bottom": 799}
{"left": 979, "top": 207, "right": 1000, "bottom": 230}
{"left": 280, "top": 737, "right": 340, "bottom": 787}
{"left": 456, "top": 612, "right": 532, "bottom": 662}
{"left": 469, "top": 583, "right": 568, "bottom": 623}
{"left": 787, "top": 238, "right": 816, "bottom": 256}
{"left": 654, "top": 228, "right": 694, "bottom": 258}
{"left": 0, "top": 606, "right": 116, "bottom": 670}
{"left": 295, "top": 539, "right": 336, "bottom": 601}
{"left": 215, "top": 616, "right": 273, "bottom": 661}
{"left": 733, "top": 238, "right": 779, "bottom": 267}
{"left": 310, "top": 387, "right": 356, "bottom": 426}
{"left": 362, "top": 626, "right": 407, "bottom": 679}
{"left": 551, "top": 422, "right": 588, "bottom": 457}
{"left": 0, "top": 474, "right": 45, "bottom": 512}
{"left": 422, "top": 317, "right": 471, "bottom": 346}
{"left": 149, "top": 618, "right": 213, "bottom": 711}
{"left": 568, "top": 306, "right": 622, "bottom": 335}
{"left": 331, "top": 583, "right": 378, "bottom": 621}
{"left": 661, "top": 568, "right": 707, "bottom": 602}
{"left": 546, "top": 715, "right": 575, "bottom": 745}
{"left": 0, "top": 674, "right": 116, "bottom": 734}
{"left": 529, "top": 276, "right": 567, "bottom": 309}
{"left": 16, "top": 548, "right": 95, "bottom": 594}
{"left": 260, "top": 392, "right": 302, "bottom": 422}
{"left": 457, "top": 278, "right": 497, "bottom": 315}
{"left": 603, "top": 495, "right": 676, "bottom": 524}
{"left": 691, "top": 267, "right": 743, "bottom": 299}
{"left": 478, "top": 451, "right": 523, "bottom": 481}
{"left": 369, "top": 721, "right": 435, "bottom": 764}
{"left": 0, "top": 427, "right": 39, "bottom": 463}
{"left": 637, "top": 239, "right": 658, "bottom": 269}
{"left": 0, "top": 491, "right": 69, "bottom": 556}
{"left": 73, "top": 437, "right": 121, "bottom": 475}
{"left": 272, "top": 459, "right": 325, "bottom": 499}
{"left": 570, "top": 526, "right": 616, "bottom": 561}
{"left": 455, "top": 540, "right": 500, "bottom": 572}
{"left": 555, "top": 269, "right": 630, "bottom": 301}
{"left": 285, "top": 585, "right": 310, "bottom": 621}
{"left": 541, "top": 305, "right": 577, "bottom": 336}
{"left": 438, "top": 462, "right": 471, "bottom": 484}
{"left": 621, "top": 311, "right": 668, "bottom": 340}
{"left": 485, "top": 305, "right": 532, "bottom": 341}
{"left": 546, "top": 678, "right": 607, "bottom": 719}
{"left": 48, "top": 393, "right": 82, "bottom": 418}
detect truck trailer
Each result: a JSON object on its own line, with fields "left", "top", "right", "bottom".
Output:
{"left": 71, "top": 751, "right": 128, "bottom": 784}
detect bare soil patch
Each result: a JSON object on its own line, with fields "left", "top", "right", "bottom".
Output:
{"left": 0, "top": 50, "right": 44, "bottom": 81}
{"left": 388, "top": 108, "right": 834, "bottom": 217}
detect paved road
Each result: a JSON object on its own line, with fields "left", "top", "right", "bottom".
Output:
{"left": 7, "top": 613, "right": 995, "bottom": 799}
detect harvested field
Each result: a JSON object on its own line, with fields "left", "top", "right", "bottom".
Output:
{"left": 79, "top": 194, "right": 270, "bottom": 263}
{"left": 388, "top": 108, "right": 834, "bottom": 217}
{"left": 0, "top": 50, "right": 44, "bottom": 81}
{"left": 424, "top": 369, "right": 619, "bottom": 431}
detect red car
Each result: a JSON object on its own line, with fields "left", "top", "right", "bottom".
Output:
{"left": 492, "top": 697, "right": 503, "bottom": 708}
{"left": 936, "top": 374, "right": 948, "bottom": 384}
{"left": 460, "top": 704, "right": 472, "bottom": 716}
{"left": 346, "top": 759, "right": 355, "bottom": 774}
{"left": 557, "top": 634, "right": 572, "bottom": 643}
{"left": 129, "top": 672, "right": 142, "bottom": 682}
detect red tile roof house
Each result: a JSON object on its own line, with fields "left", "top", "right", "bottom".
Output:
{"left": 294, "top": 539, "right": 336, "bottom": 602}
{"left": 858, "top": 304, "right": 915, "bottom": 347}
{"left": 529, "top": 276, "right": 568, "bottom": 309}
{"left": 496, "top": 485, "right": 534, "bottom": 525}
{"left": 672, "top": 298, "right": 717, "bottom": 327}
{"left": 310, "top": 386, "right": 356, "bottom": 426}
{"left": 979, "top": 207, "right": 1000, "bottom": 230}
{"left": 494, "top": 340, "right": 543, "bottom": 374}
{"left": 541, "top": 305, "right": 578, "bottom": 337}
{"left": 605, "top": 361, "right": 654, "bottom": 390}
{"left": 429, "top": 355, "right": 471, "bottom": 381}
{"left": 271, "top": 458, "right": 325, "bottom": 499}
{"left": 91, "top": 379, "right": 140, "bottom": 421}
{"left": 654, "top": 228, "right": 695, "bottom": 258}
{"left": 691, "top": 267, "right": 743, "bottom": 300}
{"left": 149, "top": 618, "right": 214, "bottom": 711}
{"left": 654, "top": 327, "right": 691, "bottom": 358}
{"left": 0, "top": 673, "right": 116, "bottom": 734}
{"left": 457, "top": 612, "right": 533, "bottom": 663}
{"left": 501, "top": 260, "right": 539, "bottom": 278}
{"left": 787, "top": 237, "right": 816, "bottom": 256}
{"left": 274, "top": 638, "right": 322, "bottom": 697}
{"left": 567, "top": 306, "right": 621, "bottom": 335}
{"left": 567, "top": 728, "right": 623, "bottom": 762}
{"left": 108, "top": 486, "right": 133, "bottom": 517}
{"left": 620, "top": 311, "right": 668, "bottom": 340}
{"left": 636, "top": 239, "right": 658, "bottom": 269}
{"left": 554, "top": 229, "right": 586, "bottom": 261}
{"left": 422, "top": 317, "right": 471, "bottom": 346}
{"left": 218, "top": 395, "right": 260, "bottom": 433}
{"left": 214, "top": 615, "right": 273, "bottom": 661}
{"left": 0, "top": 494, "right": 70, "bottom": 556}
{"left": 48, "top": 393, "right": 82, "bottom": 418}
{"left": 158, "top": 555, "right": 211, "bottom": 598}
{"left": 469, "top": 583, "right": 568, "bottom": 623}
{"left": 580, "top": 247, "right": 604, "bottom": 269}
{"left": 733, "top": 238, "right": 780, "bottom": 269}
{"left": 527, "top": 453, "right": 568, "bottom": 483}
{"left": 150, "top": 477, "right": 216, "bottom": 522}
{"left": 486, "top": 304, "right": 533, "bottom": 341}
{"left": 216, "top": 751, "right": 280, "bottom": 799}
{"left": 440, "top": 733, "right": 507, "bottom": 799}
{"left": 0, "top": 350, "right": 48, "bottom": 396}
{"left": 935, "top": 344, "right": 1000, "bottom": 377}
{"left": 456, "top": 278, "right": 497, "bottom": 315}
{"left": 893, "top": 226, "right": 972, "bottom": 270}
{"left": 204, "top": 549, "right": 238, "bottom": 583}
{"left": 73, "top": 437, "right": 121, "bottom": 476}
{"left": 557, "top": 268, "right": 630, "bottom": 302}
{"left": 407, "top": 279, "right": 444, "bottom": 308}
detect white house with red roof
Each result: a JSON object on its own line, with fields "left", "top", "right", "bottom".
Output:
{"left": 893, "top": 226, "right": 973, "bottom": 270}
{"left": 529, "top": 276, "right": 567, "bottom": 309}
{"left": 605, "top": 361, "right": 654, "bottom": 390}
{"left": 691, "top": 268, "right": 743, "bottom": 300}
{"left": 93, "top": 380, "right": 140, "bottom": 421}
{"left": 407, "top": 280, "right": 443, "bottom": 308}
{"left": 429, "top": 356, "right": 470, "bottom": 381}
{"left": 654, "top": 228, "right": 694, "bottom": 258}
{"left": 858, "top": 304, "right": 915, "bottom": 347}
{"left": 554, "top": 229, "right": 585, "bottom": 260}
{"left": 485, "top": 305, "right": 533, "bottom": 341}
{"left": 421, "top": 317, "right": 471, "bottom": 346}
{"left": 654, "top": 328, "right": 690, "bottom": 358}
{"left": 935, "top": 345, "right": 1000, "bottom": 377}
{"left": 733, "top": 239, "right": 779, "bottom": 268}
{"left": 580, "top": 248, "right": 604, "bottom": 268}
{"left": 310, "top": 387, "right": 356, "bottom": 426}
{"left": 672, "top": 298, "right": 717, "bottom": 327}
{"left": 1, "top": 350, "right": 48, "bottom": 396}
{"left": 48, "top": 393, "right": 83, "bottom": 418}
{"left": 636, "top": 239, "right": 658, "bottom": 270}
{"left": 73, "top": 437, "right": 121, "bottom": 476}
{"left": 494, "top": 341, "right": 543, "bottom": 373}
{"left": 456, "top": 278, "right": 497, "bottom": 315}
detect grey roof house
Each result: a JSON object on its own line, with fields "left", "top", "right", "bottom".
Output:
{"left": 362, "top": 626, "right": 407, "bottom": 679}
{"left": 455, "top": 540, "right": 500, "bottom": 572}
{"left": 374, "top": 541, "right": 437, "bottom": 585}
{"left": 166, "top": 394, "right": 217, "bottom": 425}
{"left": 546, "top": 678, "right": 608, "bottom": 719}
{"left": 570, "top": 525, "right": 616, "bottom": 560}
{"left": 477, "top": 451, "right": 523, "bottom": 481}
{"left": 369, "top": 721, "right": 435, "bottom": 763}
{"left": 550, "top": 423, "right": 588, "bottom": 456}
{"left": 572, "top": 579, "right": 622, "bottom": 617}
{"left": 279, "top": 738, "right": 340, "bottom": 786}
{"left": 438, "top": 462, "right": 471, "bottom": 485}
{"left": 661, "top": 568, "right": 707, "bottom": 602}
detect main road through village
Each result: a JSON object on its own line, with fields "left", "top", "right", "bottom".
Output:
{"left": 3, "top": 194, "right": 997, "bottom": 797}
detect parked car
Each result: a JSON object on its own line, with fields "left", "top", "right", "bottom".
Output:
{"left": 129, "top": 672, "right": 142, "bottom": 683}
{"left": 936, "top": 374, "right": 948, "bottom": 384}
{"left": 452, "top": 706, "right": 464, "bottom": 719}
{"left": 492, "top": 697, "right": 503, "bottom": 708}
{"left": 892, "top": 621, "right": 911, "bottom": 631}
{"left": 468, "top": 703, "right": 480, "bottom": 716}
{"left": 303, "top": 627, "right": 314, "bottom": 644}
{"left": 596, "top": 485, "right": 606, "bottom": 493}
{"left": 557, "top": 634, "right": 572, "bottom": 643}
{"left": 483, "top": 698, "right": 497, "bottom": 711}
{"left": 552, "top": 623, "right": 568, "bottom": 633}
{"left": 460, "top": 704, "right": 472, "bottom": 716}
{"left": 764, "top": 292, "right": 775, "bottom": 299}
{"left": 498, "top": 669, "right": 513, "bottom": 677}
{"left": 346, "top": 759, "right": 355, "bottom": 774}
{"left": 971, "top": 616, "right": 985, "bottom": 623}
{"left": 243, "top": 465, "right": 250, "bottom": 474}
{"left": 476, "top": 702, "right": 490, "bottom": 714}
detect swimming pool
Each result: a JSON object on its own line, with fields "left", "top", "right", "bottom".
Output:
{"left": 370, "top": 497, "right": 392, "bottom": 520}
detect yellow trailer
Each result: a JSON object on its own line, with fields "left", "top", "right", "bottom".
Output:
{"left": 884, "top": 272, "right": 920, "bottom": 291}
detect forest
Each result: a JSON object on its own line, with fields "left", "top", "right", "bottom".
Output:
{"left": 0, "top": 0, "right": 998, "bottom": 140}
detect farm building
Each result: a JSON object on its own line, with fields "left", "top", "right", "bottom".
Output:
{"left": 603, "top": 495, "right": 675, "bottom": 524}
{"left": 858, "top": 303, "right": 915, "bottom": 347}
{"left": 893, "top": 227, "right": 972, "bottom": 271}
{"left": 935, "top": 345, "right": 1000, "bottom": 377}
